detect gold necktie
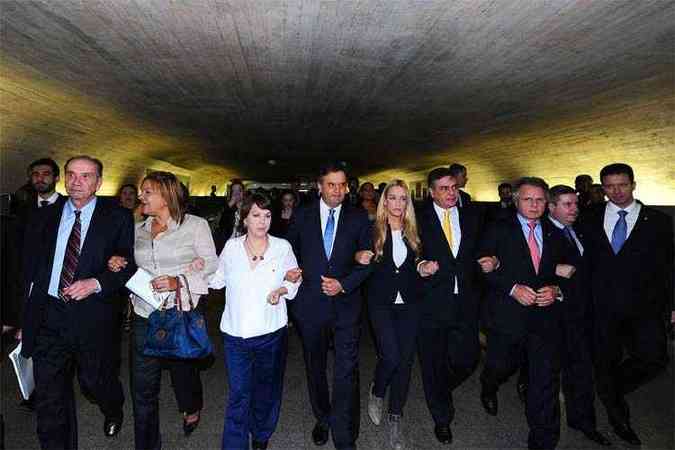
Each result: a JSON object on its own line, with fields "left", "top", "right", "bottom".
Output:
{"left": 442, "top": 209, "right": 453, "bottom": 249}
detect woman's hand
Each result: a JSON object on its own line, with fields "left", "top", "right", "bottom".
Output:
{"left": 186, "top": 257, "right": 206, "bottom": 273}
{"left": 417, "top": 260, "right": 439, "bottom": 277}
{"left": 151, "top": 275, "right": 179, "bottom": 292}
{"left": 267, "top": 287, "right": 288, "bottom": 305}
{"left": 354, "top": 250, "right": 374, "bottom": 265}
{"left": 284, "top": 268, "right": 302, "bottom": 283}
{"left": 107, "top": 255, "right": 128, "bottom": 272}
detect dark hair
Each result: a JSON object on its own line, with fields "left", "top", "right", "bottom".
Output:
{"left": 118, "top": 183, "right": 138, "bottom": 195}
{"left": 280, "top": 189, "right": 298, "bottom": 204}
{"left": 574, "top": 174, "right": 593, "bottom": 184}
{"left": 28, "top": 158, "right": 60, "bottom": 178}
{"left": 239, "top": 193, "right": 273, "bottom": 233}
{"left": 548, "top": 185, "right": 576, "bottom": 203}
{"left": 427, "top": 167, "right": 453, "bottom": 189}
{"left": 65, "top": 155, "right": 103, "bottom": 177}
{"left": 318, "top": 162, "right": 348, "bottom": 182}
{"left": 142, "top": 171, "right": 188, "bottom": 224}
{"left": 600, "top": 163, "right": 634, "bottom": 184}
{"left": 448, "top": 163, "right": 467, "bottom": 177}
{"left": 498, "top": 182, "right": 512, "bottom": 191}
{"left": 513, "top": 177, "right": 550, "bottom": 201}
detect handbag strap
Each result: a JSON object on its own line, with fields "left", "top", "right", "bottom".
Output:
{"left": 175, "top": 274, "right": 195, "bottom": 312}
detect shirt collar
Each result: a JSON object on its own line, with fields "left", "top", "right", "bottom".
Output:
{"left": 607, "top": 199, "right": 637, "bottom": 215}
{"left": 320, "top": 198, "right": 342, "bottom": 215}
{"left": 37, "top": 191, "right": 59, "bottom": 206}
{"left": 517, "top": 213, "right": 540, "bottom": 227}
{"left": 432, "top": 201, "right": 457, "bottom": 217}
{"left": 547, "top": 215, "right": 566, "bottom": 230}
{"left": 65, "top": 196, "right": 96, "bottom": 216}
{"left": 142, "top": 214, "right": 180, "bottom": 232}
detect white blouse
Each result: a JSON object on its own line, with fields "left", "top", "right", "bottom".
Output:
{"left": 209, "top": 235, "right": 300, "bottom": 339}
{"left": 391, "top": 230, "right": 406, "bottom": 304}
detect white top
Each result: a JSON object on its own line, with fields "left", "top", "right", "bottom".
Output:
{"left": 209, "top": 235, "right": 300, "bottom": 339}
{"left": 604, "top": 200, "right": 641, "bottom": 242}
{"left": 392, "top": 229, "right": 406, "bottom": 304}
{"left": 132, "top": 214, "right": 218, "bottom": 318}
{"left": 319, "top": 199, "right": 342, "bottom": 255}
{"left": 433, "top": 202, "right": 461, "bottom": 293}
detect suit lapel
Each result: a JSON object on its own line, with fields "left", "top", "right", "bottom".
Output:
{"left": 617, "top": 204, "right": 648, "bottom": 255}
{"left": 539, "top": 219, "right": 554, "bottom": 274}
{"left": 43, "top": 202, "right": 66, "bottom": 284}
{"left": 427, "top": 205, "right": 454, "bottom": 262}
{"left": 511, "top": 215, "right": 537, "bottom": 275}
{"left": 311, "top": 202, "right": 328, "bottom": 263}
{"left": 76, "top": 199, "right": 106, "bottom": 277}
{"left": 330, "top": 204, "right": 350, "bottom": 262}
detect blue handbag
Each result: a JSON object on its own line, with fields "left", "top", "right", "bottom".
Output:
{"left": 143, "top": 274, "right": 213, "bottom": 359}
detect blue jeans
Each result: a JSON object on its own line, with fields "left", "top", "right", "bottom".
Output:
{"left": 222, "top": 327, "right": 288, "bottom": 450}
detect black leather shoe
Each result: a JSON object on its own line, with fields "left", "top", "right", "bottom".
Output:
{"left": 612, "top": 422, "right": 641, "bottom": 446}
{"left": 481, "top": 392, "right": 498, "bottom": 416}
{"left": 18, "top": 396, "right": 35, "bottom": 412}
{"left": 103, "top": 416, "right": 122, "bottom": 437}
{"left": 252, "top": 440, "right": 269, "bottom": 449}
{"left": 312, "top": 422, "right": 330, "bottom": 446}
{"left": 517, "top": 382, "right": 528, "bottom": 404}
{"left": 434, "top": 424, "right": 452, "bottom": 444}
{"left": 581, "top": 429, "right": 612, "bottom": 446}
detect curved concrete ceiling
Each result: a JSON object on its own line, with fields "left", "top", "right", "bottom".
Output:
{"left": 1, "top": 1, "right": 673, "bottom": 199}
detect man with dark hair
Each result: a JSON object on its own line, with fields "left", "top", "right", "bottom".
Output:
{"left": 546, "top": 185, "right": 611, "bottom": 447}
{"left": 20, "top": 155, "right": 136, "bottom": 449}
{"left": 579, "top": 163, "right": 673, "bottom": 446}
{"left": 448, "top": 163, "right": 471, "bottom": 207}
{"left": 498, "top": 183, "right": 513, "bottom": 209}
{"left": 416, "top": 166, "right": 484, "bottom": 444}
{"left": 575, "top": 174, "right": 593, "bottom": 211}
{"left": 286, "top": 162, "right": 371, "bottom": 450}
{"left": 479, "top": 177, "right": 569, "bottom": 450}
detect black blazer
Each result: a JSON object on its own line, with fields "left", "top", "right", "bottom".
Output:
{"left": 480, "top": 213, "right": 569, "bottom": 337}
{"left": 365, "top": 226, "right": 422, "bottom": 308}
{"left": 458, "top": 190, "right": 472, "bottom": 208}
{"left": 416, "top": 203, "right": 483, "bottom": 324}
{"left": 286, "top": 201, "right": 371, "bottom": 325}
{"left": 21, "top": 197, "right": 136, "bottom": 357}
{"left": 579, "top": 203, "right": 674, "bottom": 317}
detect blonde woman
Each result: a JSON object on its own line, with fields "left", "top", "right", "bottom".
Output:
{"left": 355, "top": 180, "right": 422, "bottom": 450}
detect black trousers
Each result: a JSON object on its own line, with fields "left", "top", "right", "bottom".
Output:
{"left": 131, "top": 315, "right": 203, "bottom": 450}
{"left": 481, "top": 329, "right": 561, "bottom": 450}
{"left": 418, "top": 320, "right": 479, "bottom": 426}
{"left": 593, "top": 311, "right": 667, "bottom": 425}
{"left": 297, "top": 317, "right": 360, "bottom": 450}
{"left": 369, "top": 303, "right": 420, "bottom": 415}
{"left": 33, "top": 299, "right": 124, "bottom": 450}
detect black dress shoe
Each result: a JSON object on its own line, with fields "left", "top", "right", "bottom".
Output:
{"left": 434, "top": 424, "right": 452, "bottom": 444}
{"left": 517, "top": 382, "right": 528, "bottom": 404}
{"left": 612, "top": 422, "right": 641, "bottom": 446}
{"left": 252, "top": 440, "right": 269, "bottom": 449}
{"left": 481, "top": 393, "right": 498, "bottom": 416}
{"left": 312, "top": 422, "right": 330, "bottom": 446}
{"left": 18, "top": 396, "right": 35, "bottom": 412}
{"left": 571, "top": 428, "right": 612, "bottom": 447}
{"left": 103, "top": 416, "right": 123, "bottom": 437}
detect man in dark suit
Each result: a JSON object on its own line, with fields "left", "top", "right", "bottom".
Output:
{"left": 448, "top": 163, "right": 471, "bottom": 208}
{"left": 286, "top": 163, "right": 371, "bottom": 450}
{"left": 20, "top": 155, "right": 136, "bottom": 449}
{"left": 579, "top": 163, "right": 673, "bottom": 446}
{"left": 415, "top": 167, "right": 483, "bottom": 444}
{"left": 479, "top": 177, "right": 568, "bottom": 450}
{"left": 546, "top": 185, "right": 611, "bottom": 447}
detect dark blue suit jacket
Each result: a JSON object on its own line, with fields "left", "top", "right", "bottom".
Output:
{"left": 286, "top": 200, "right": 371, "bottom": 326}
{"left": 21, "top": 197, "right": 136, "bottom": 357}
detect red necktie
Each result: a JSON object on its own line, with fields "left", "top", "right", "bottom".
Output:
{"left": 527, "top": 220, "right": 540, "bottom": 274}
{"left": 58, "top": 210, "right": 81, "bottom": 301}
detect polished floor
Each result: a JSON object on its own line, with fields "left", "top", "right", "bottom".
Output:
{"left": 2, "top": 295, "right": 673, "bottom": 450}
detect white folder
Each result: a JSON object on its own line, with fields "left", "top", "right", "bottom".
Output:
{"left": 8, "top": 342, "right": 34, "bottom": 400}
{"left": 125, "top": 267, "right": 169, "bottom": 309}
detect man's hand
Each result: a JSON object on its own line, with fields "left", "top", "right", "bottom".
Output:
{"left": 151, "top": 275, "right": 179, "bottom": 293}
{"left": 107, "top": 255, "right": 128, "bottom": 272}
{"left": 355, "top": 250, "right": 374, "bottom": 265}
{"left": 555, "top": 264, "right": 576, "bottom": 279}
{"left": 267, "top": 287, "right": 288, "bottom": 305}
{"left": 511, "top": 284, "right": 537, "bottom": 306}
{"left": 321, "top": 276, "right": 343, "bottom": 296}
{"left": 284, "top": 268, "right": 303, "bottom": 283}
{"left": 418, "top": 260, "right": 440, "bottom": 277}
{"left": 477, "top": 256, "right": 500, "bottom": 273}
{"left": 535, "top": 285, "right": 559, "bottom": 307}
{"left": 62, "top": 278, "right": 100, "bottom": 301}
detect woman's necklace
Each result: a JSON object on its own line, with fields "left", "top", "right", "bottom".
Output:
{"left": 244, "top": 236, "right": 268, "bottom": 261}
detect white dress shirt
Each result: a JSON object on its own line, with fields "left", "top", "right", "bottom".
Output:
{"left": 604, "top": 200, "right": 641, "bottom": 242}
{"left": 210, "top": 235, "right": 300, "bottom": 339}
{"left": 548, "top": 215, "right": 584, "bottom": 256}
{"left": 319, "top": 199, "right": 342, "bottom": 254}
{"left": 433, "top": 202, "right": 461, "bottom": 293}
{"left": 391, "top": 229, "right": 407, "bottom": 304}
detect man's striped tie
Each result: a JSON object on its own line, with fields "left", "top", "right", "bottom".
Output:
{"left": 58, "top": 210, "right": 81, "bottom": 301}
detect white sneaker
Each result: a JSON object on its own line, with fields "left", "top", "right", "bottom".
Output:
{"left": 368, "top": 382, "right": 383, "bottom": 426}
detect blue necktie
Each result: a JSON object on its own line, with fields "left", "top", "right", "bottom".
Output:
{"left": 611, "top": 210, "right": 628, "bottom": 254}
{"left": 323, "top": 208, "right": 335, "bottom": 258}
